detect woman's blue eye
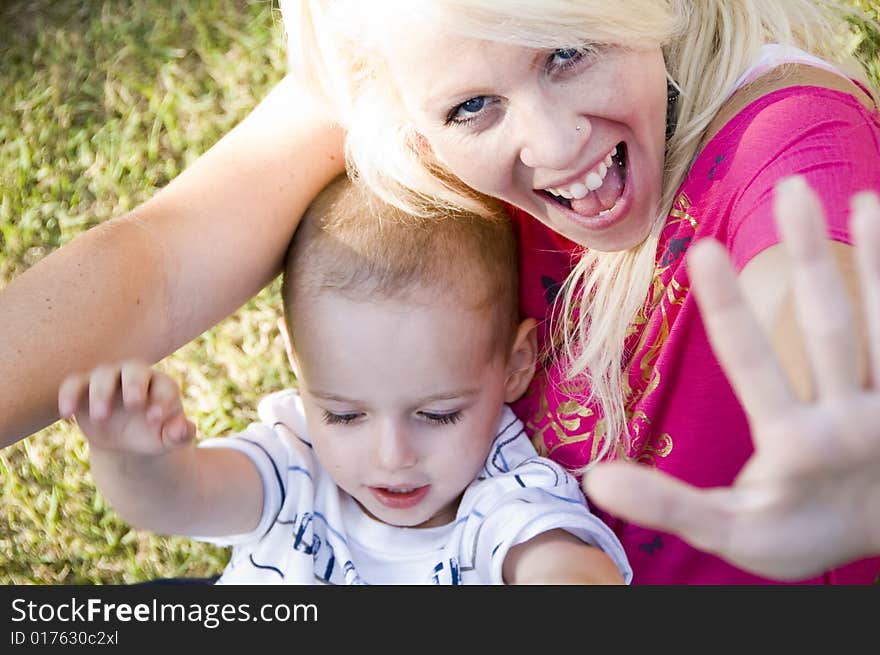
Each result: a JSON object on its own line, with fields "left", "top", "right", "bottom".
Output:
{"left": 446, "top": 96, "right": 488, "bottom": 125}
{"left": 548, "top": 46, "right": 592, "bottom": 72}
{"left": 554, "top": 47, "right": 580, "bottom": 60}
{"left": 461, "top": 97, "right": 485, "bottom": 113}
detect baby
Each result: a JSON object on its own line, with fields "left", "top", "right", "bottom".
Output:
{"left": 59, "top": 175, "right": 631, "bottom": 584}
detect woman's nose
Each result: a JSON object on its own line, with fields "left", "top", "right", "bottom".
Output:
{"left": 518, "top": 102, "right": 591, "bottom": 170}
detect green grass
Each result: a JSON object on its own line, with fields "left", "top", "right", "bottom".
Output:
{"left": 0, "top": 0, "right": 291, "bottom": 584}
{"left": 847, "top": 1, "right": 880, "bottom": 90}
{"left": 1, "top": 1, "right": 879, "bottom": 585}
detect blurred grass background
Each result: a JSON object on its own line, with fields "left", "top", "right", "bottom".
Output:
{"left": 1, "top": 0, "right": 879, "bottom": 584}
{"left": 1, "top": 0, "right": 291, "bottom": 584}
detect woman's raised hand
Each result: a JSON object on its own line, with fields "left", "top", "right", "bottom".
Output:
{"left": 584, "top": 178, "right": 880, "bottom": 580}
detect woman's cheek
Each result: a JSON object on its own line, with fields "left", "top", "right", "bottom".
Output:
{"left": 446, "top": 153, "right": 504, "bottom": 196}
{"left": 427, "top": 134, "right": 477, "bottom": 178}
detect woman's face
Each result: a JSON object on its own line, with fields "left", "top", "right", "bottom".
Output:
{"left": 383, "top": 29, "right": 668, "bottom": 252}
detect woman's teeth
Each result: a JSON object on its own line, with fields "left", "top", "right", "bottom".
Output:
{"left": 545, "top": 145, "right": 618, "bottom": 200}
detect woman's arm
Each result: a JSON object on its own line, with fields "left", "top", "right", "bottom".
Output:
{"left": 0, "top": 74, "right": 345, "bottom": 447}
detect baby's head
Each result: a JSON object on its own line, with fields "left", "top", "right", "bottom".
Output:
{"left": 281, "top": 175, "right": 536, "bottom": 528}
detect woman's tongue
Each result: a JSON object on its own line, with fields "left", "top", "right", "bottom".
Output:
{"left": 569, "top": 160, "right": 625, "bottom": 216}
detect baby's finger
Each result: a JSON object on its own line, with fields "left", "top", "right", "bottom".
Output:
{"left": 161, "top": 413, "right": 196, "bottom": 448}
{"left": 120, "top": 360, "right": 152, "bottom": 411}
{"left": 688, "top": 238, "right": 796, "bottom": 429}
{"left": 58, "top": 373, "right": 90, "bottom": 419}
{"left": 88, "top": 364, "right": 122, "bottom": 422}
{"left": 774, "top": 176, "right": 859, "bottom": 396}
{"left": 145, "top": 371, "right": 184, "bottom": 424}
{"left": 851, "top": 192, "right": 880, "bottom": 386}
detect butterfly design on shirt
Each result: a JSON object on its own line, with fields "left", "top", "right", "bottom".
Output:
{"left": 660, "top": 237, "right": 692, "bottom": 267}
{"left": 542, "top": 275, "right": 563, "bottom": 305}
{"left": 708, "top": 154, "right": 726, "bottom": 180}
{"left": 638, "top": 535, "right": 664, "bottom": 555}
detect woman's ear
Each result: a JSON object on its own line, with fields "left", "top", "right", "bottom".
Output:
{"left": 277, "top": 316, "right": 301, "bottom": 378}
{"left": 504, "top": 318, "right": 538, "bottom": 403}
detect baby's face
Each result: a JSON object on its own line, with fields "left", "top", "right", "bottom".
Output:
{"left": 289, "top": 287, "right": 512, "bottom": 528}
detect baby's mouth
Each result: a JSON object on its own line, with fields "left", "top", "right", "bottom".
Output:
{"left": 541, "top": 142, "right": 628, "bottom": 217}
{"left": 369, "top": 485, "right": 430, "bottom": 509}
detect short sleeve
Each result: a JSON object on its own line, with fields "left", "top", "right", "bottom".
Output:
{"left": 471, "top": 470, "right": 633, "bottom": 585}
{"left": 721, "top": 88, "right": 880, "bottom": 271}
{"left": 195, "top": 422, "right": 295, "bottom": 546}
{"left": 460, "top": 408, "right": 633, "bottom": 584}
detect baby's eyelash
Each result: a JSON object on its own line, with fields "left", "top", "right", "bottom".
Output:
{"left": 322, "top": 410, "right": 360, "bottom": 425}
{"left": 420, "top": 411, "right": 463, "bottom": 425}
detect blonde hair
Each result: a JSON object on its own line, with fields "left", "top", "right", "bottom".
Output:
{"left": 283, "top": 174, "right": 521, "bottom": 355}
{"left": 281, "top": 0, "right": 877, "bottom": 469}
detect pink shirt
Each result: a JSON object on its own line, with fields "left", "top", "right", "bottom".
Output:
{"left": 509, "top": 85, "right": 880, "bottom": 584}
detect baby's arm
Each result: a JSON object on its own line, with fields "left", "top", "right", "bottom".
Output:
{"left": 59, "top": 362, "right": 263, "bottom": 537}
{"left": 503, "top": 529, "right": 626, "bottom": 585}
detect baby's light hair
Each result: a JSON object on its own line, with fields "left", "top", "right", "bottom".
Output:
{"left": 281, "top": 0, "right": 878, "bottom": 470}
{"left": 282, "top": 175, "right": 520, "bottom": 357}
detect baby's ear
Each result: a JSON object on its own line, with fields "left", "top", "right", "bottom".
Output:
{"left": 504, "top": 318, "right": 538, "bottom": 403}
{"left": 277, "top": 317, "right": 300, "bottom": 377}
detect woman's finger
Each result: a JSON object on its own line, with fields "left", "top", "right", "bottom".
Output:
{"left": 583, "top": 462, "right": 733, "bottom": 556}
{"left": 688, "top": 238, "right": 796, "bottom": 429}
{"left": 88, "top": 364, "right": 121, "bottom": 422}
{"left": 851, "top": 191, "right": 880, "bottom": 387}
{"left": 773, "top": 176, "right": 859, "bottom": 396}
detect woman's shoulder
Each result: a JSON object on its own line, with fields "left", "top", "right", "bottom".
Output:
{"left": 700, "top": 64, "right": 877, "bottom": 152}
{"left": 687, "top": 64, "right": 880, "bottom": 203}
{"left": 683, "top": 66, "right": 880, "bottom": 270}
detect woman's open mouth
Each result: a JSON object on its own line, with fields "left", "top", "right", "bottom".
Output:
{"left": 539, "top": 142, "right": 628, "bottom": 220}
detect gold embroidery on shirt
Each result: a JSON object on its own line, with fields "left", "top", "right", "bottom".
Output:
{"left": 544, "top": 400, "right": 599, "bottom": 454}
{"left": 635, "top": 433, "right": 674, "bottom": 464}
{"left": 621, "top": 410, "right": 673, "bottom": 466}
{"left": 529, "top": 191, "right": 697, "bottom": 469}
{"left": 622, "top": 192, "right": 695, "bottom": 466}
{"left": 669, "top": 192, "right": 698, "bottom": 229}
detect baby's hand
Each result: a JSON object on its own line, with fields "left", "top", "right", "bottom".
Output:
{"left": 58, "top": 360, "right": 195, "bottom": 455}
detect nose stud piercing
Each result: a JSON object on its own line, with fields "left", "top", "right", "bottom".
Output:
{"left": 575, "top": 125, "right": 582, "bottom": 131}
